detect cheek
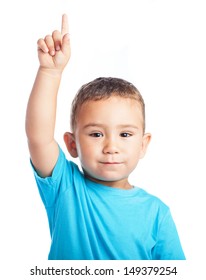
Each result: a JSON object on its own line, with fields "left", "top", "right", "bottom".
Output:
{"left": 76, "top": 139, "right": 98, "bottom": 159}
{"left": 126, "top": 140, "right": 143, "bottom": 158}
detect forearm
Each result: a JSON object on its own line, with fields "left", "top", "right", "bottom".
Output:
{"left": 26, "top": 67, "right": 62, "bottom": 146}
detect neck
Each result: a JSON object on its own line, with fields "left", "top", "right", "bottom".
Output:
{"left": 85, "top": 174, "right": 133, "bottom": 190}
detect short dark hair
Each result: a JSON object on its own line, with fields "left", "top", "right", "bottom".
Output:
{"left": 71, "top": 77, "right": 145, "bottom": 132}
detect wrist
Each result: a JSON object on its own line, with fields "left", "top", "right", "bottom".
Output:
{"left": 38, "top": 66, "right": 63, "bottom": 78}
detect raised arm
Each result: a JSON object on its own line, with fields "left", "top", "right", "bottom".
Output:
{"left": 25, "top": 14, "right": 71, "bottom": 177}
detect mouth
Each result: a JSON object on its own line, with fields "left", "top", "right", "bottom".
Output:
{"left": 100, "top": 162, "right": 123, "bottom": 165}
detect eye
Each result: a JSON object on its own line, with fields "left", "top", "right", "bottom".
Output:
{"left": 120, "top": 132, "right": 132, "bottom": 137}
{"left": 89, "top": 132, "right": 104, "bottom": 137}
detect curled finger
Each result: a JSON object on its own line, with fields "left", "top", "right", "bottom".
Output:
{"left": 44, "top": 35, "right": 55, "bottom": 56}
{"left": 37, "top": 38, "right": 49, "bottom": 53}
{"left": 52, "top": 30, "right": 62, "bottom": 51}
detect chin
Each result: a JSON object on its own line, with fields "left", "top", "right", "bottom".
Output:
{"left": 83, "top": 167, "right": 129, "bottom": 182}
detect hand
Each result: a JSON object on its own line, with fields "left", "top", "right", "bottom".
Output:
{"left": 37, "top": 14, "right": 71, "bottom": 73}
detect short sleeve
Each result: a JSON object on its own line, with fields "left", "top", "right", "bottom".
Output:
{"left": 30, "top": 146, "right": 68, "bottom": 208}
{"left": 152, "top": 209, "right": 186, "bottom": 260}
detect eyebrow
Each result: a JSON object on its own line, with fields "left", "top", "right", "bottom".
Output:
{"left": 83, "top": 123, "right": 139, "bottom": 130}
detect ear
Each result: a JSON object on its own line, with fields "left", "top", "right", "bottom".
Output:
{"left": 63, "top": 132, "right": 78, "bottom": 158}
{"left": 139, "top": 133, "right": 152, "bottom": 159}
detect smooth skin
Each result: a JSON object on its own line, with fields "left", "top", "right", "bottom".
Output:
{"left": 26, "top": 14, "right": 151, "bottom": 189}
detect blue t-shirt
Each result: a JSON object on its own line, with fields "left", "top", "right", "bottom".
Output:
{"left": 31, "top": 147, "right": 185, "bottom": 260}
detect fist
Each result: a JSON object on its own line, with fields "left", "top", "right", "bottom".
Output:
{"left": 37, "top": 14, "right": 71, "bottom": 72}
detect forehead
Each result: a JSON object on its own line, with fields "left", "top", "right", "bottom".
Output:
{"left": 76, "top": 96, "right": 144, "bottom": 128}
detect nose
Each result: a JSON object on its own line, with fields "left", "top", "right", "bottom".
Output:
{"left": 102, "top": 137, "right": 119, "bottom": 154}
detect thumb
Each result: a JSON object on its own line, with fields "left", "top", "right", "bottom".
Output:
{"left": 61, "top": 33, "right": 71, "bottom": 56}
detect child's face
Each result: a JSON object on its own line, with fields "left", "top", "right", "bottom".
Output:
{"left": 65, "top": 96, "right": 151, "bottom": 189}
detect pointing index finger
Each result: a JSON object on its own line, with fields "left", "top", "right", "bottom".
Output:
{"left": 61, "top": 14, "right": 69, "bottom": 35}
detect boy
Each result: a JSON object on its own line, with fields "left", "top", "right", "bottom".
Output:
{"left": 26, "top": 14, "right": 185, "bottom": 260}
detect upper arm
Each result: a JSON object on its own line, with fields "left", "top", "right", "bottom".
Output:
{"left": 28, "top": 140, "right": 59, "bottom": 178}
{"left": 152, "top": 209, "right": 186, "bottom": 260}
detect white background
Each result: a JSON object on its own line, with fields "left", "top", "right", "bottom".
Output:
{"left": 1, "top": 0, "right": 206, "bottom": 278}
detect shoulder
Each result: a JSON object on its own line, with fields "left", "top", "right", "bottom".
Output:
{"left": 137, "top": 187, "right": 167, "bottom": 204}
{"left": 31, "top": 145, "right": 82, "bottom": 185}
{"left": 136, "top": 187, "right": 170, "bottom": 215}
